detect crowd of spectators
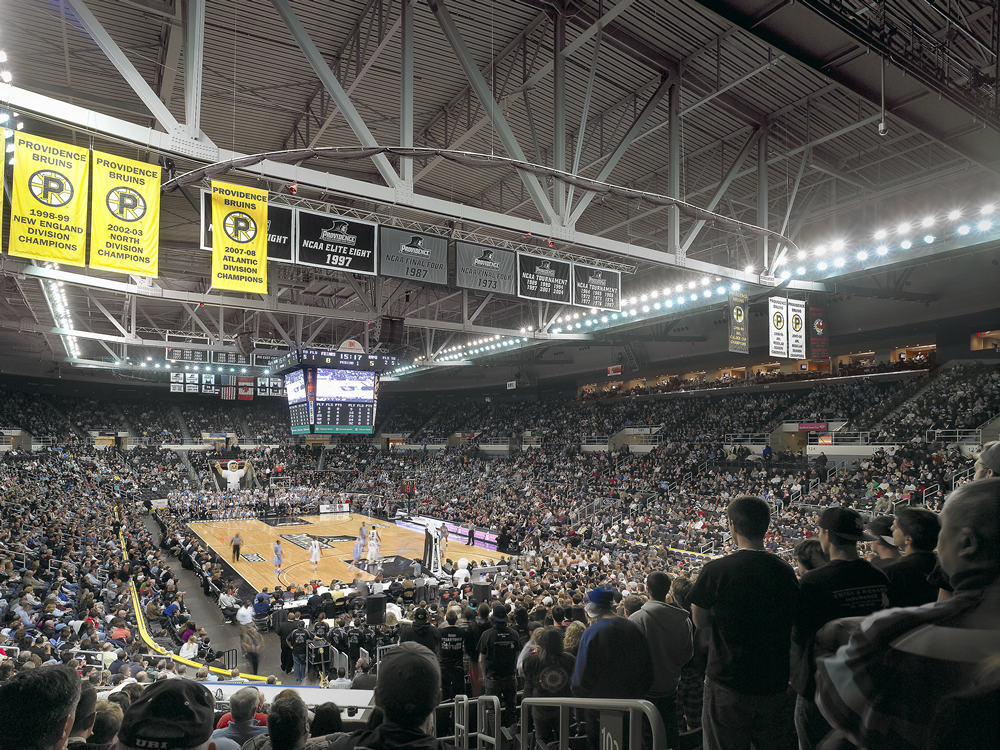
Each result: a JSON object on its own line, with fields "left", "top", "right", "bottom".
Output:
{"left": 860, "top": 364, "right": 1000, "bottom": 441}
{"left": 118, "top": 401, "right": 183, "bottom": 443}
{"left": 1, "top": 365, "right": 998, "bottom": 750}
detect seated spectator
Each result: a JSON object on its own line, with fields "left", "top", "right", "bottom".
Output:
{"left": 243, "top": 689, "right": 310, "bottom": 750}
{"left": 309, "top": 702, "right": 344, "bottom": 737}
{"left": 85, "top": 700, "right": 124, "bottom": 750}
{"left": 211, "top": 686, "right": 267, "bottom": 747}
{"left": 330, "top": 667, "right": 352, "bottom": 689}
{"left": 816, "top": 478, "right": 1000, "bottom": 750}
{"left": 0, "top": 664, "right": 83, "bottom": 750}
{"left": 865, "top": 516, "right": 900, "bottom": 570}
{"left": 68, "top": 683, "right": 99, "bottom": 746}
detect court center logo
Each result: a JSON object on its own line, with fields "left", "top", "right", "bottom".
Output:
{"left": 791, "top": 312, "right": 803, "bottom": 332}
{"left": 223, "top": 211, "right": 257, "bottom": 243}
{"left": 29, "top": 169, "right": 74, "bottom": 207}
{"left": 241, "top": 552, "right": 265, "bottom": 563}
{"left": 106, "top": 186, "right": 146, "bottom": 222}
{"left": 772, "top": 310, "right": 785, "bottom": 330}
{"left": 732, "top": 305, "right": 745, "bottom": 324}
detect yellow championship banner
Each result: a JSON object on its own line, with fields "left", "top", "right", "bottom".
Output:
{"left": 89, "top": 150, "right": 161, "bottom": 277}
{"left": 8, "top": 131, "right": 90, "bottom": 266}
{"left": 0, "top": 128, "right": 5, "bottom": 236}
{"left": 210, "top": 180, "right": 268, "bottom": 293}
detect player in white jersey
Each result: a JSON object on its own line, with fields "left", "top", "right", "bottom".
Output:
{"left": 309, "top": 538, "right": 322, "bottom": 573}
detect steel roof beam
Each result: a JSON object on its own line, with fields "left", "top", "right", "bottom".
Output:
{"left": 427, "top": 0, "right": 557, "bottom": 223}
{"left": 184, "top": 0, "right": 205, "bottom": 139}
{"left": 65, "top": 0, "right": 181, "bottom": 133}
{"left": 271, "top": 0, "right": 401, "bottom": 188}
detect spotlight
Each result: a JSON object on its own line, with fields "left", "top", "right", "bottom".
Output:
{"left": 923, "top": 235, "right": 934, "bottom": 244}
{"left": 856, "top": 251, "right": 868, "bottom": 261}
{"left": 982, "top": 203, "right": 995, "bottom": 215}
{"left": 876, "top": 245, "right": 888, "bottom": 256}
{"left": 900, "top": 239, "right": 912, "bottom": 249}
{"left": 817, "top": 261, "right": 828, "bottom": 271}
{"left": 873, "top": 229, "right": 887, "bottom": 240}
{"left": 744, "top": 265, "right": 755, "bottom": 273}
{"left": 978, "top": 219, "right": 992, "bottom": 231}
{"left": 796, "top": 250, "right": 807, "bottom": 260}
{"left": 921, "top": 216, "right": 935, "bottom": 228}
{"left": 896, "top": 222, "right": 911, "bottom": 234}
{"left": 957, "top": 224, "right": 970, "bottom": 235}
{"left": 948, "top": 209, "right": 961, "bottom": 221}
{"left": 795, "top": 266, "right": 806, "bottom": 276}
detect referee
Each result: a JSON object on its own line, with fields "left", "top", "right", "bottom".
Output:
{"left": 231, "top": 533, "right": 243, "bottom": 563}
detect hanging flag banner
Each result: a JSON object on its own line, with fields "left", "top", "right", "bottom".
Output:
{"left": 89, "top": 150, "right": 161, "bottom": 277}
{"left": 455, "top": 242, "right": 516, "bottom": 295}
{"left": 295, "top": 210, "right": 377, "bottom": 275}
{"left": 200, "top": 189, "right": 293, "bottom": 263}
{"left": 210, "top": 181, "right": 268, "bottom": 293}
{"left": 572, "top": 263, "right": 620, "bottom": 311}
{"left": 788, "top": 298, "right": 806, "bottom": 359}
{"left": 769, "top": 296, "right": 788, "bottom": 358}
{"left": 728, "top": 290, "right": 749, "bottom": 354}
{"left": 8, "top": 131, "right": 90, "bottom": 267}
{"left": 517, "top": 253, "right": 571, "bottom": 304}
{"left": 608, "top": 364, "right": 623, "bottom": 376}
{"left": 809, "top": 305, "right": 828, "bottom": 359}
{"left": 378, "top": 226, "right": 448, "bottom": 285}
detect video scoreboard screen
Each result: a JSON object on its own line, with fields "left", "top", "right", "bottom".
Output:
{"left": 283, "top": 367, "right": 377, "bottom": 434}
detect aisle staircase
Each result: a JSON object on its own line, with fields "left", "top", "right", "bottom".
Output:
{"left": 176, "top": 450, "right": 200, "bottom": 485}
{"left": 172, "top": 405, "right": 193, "bottom": 443}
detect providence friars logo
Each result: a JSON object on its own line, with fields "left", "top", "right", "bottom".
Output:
{"left": 320, "top": 221, "right": 357, "bottom": 244}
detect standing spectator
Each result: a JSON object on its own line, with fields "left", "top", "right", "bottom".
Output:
{"left": 572, "top": 586, "right": 653, "bottom": 745}
{"left": 973, "top": 441, "right": 1000, "bottom": 479}
{"left": 816, "top": 478, "right": 1000, "bottom": 750}
{"left": 520, "top": 626, "right": 575, "bottom": 743}
{"left": 865, "top": 516, "right": 900, "bottom": 570}
{"left": 286, "top": 619, "right": 310, "bottom": 684}
{"left": 325, "top": 643, "right": 453, "bottom": 749}
{"left": 884, "top": 507, "right": 941, "bottom": 606}
{"left": 791, "top": 507, "right": 889, "bottom": 750}
{"left": 629, "top": 572, "right": 693, "bottom": 750}
{"left": 690, "top": 496, "right": 799, "bottom": 750}
{"left": 477, "top": 604, "right": 520, "bottom": 728}
{"left": 399, "top": 607, "right": 440, "bottom": 654}
{"left": 438, "top": 607, "right": 467, "bottom": 700}
{"left": 0, "top": 664, "right": 82, "bottom": 750}
{"left": 276, "top": 612, "right": 298, "bottom": 675}
{"left": 242, "top": 625, "right": 264, "bottom": 676}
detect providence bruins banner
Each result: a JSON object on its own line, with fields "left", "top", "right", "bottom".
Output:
{"left": 210, "top": 181, "right": 268, "bottom": 293}
{"left": 8, "top": 132, "right": 90, "bottom": 267}
{"left": 728, "top": 290, "right": 748, "bottom": 354}
{"left": 0, "top": 128, "right": 4, "bottom": 235}
{"left": 89, "top": 151, "right": 161, "bottom": 277}
{"left": 768, "top": 296, "right": 788, "bottom": 358}
{"left": 788, "top": 298, "right": 806, "bottom": 359}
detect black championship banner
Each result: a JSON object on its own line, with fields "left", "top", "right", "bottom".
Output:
{"left": 378, "top": 226, "right": 448, "bottom": 285}
{"left": 517, "top": 252, "right": 571, "bottom": 304}
{"left": 572, "top": 263, "right": 620, "bottom": 311}
{"left": 295, "top": 209, "right": 377, "bottom": 275}
{"left": 808, "top": 305, "right": 828, "bottom": 359}
{"left": 200, "top": 189, "right": 293, "bottom": 262}
{"left": 455, "top": 241, "right": 516, "bottom": 295}
{"left": 728, "top": 290, "right": 749, "bottom": 354}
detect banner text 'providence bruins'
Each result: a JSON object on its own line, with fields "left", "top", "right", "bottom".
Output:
{"left": 90, "top": 150, "right": 161, "bottom": 277}
{"left": 8, "top": 132, "right": 90, "bottom": 267}
{"left": 210, "top": 181, "right": 268, "bottom": 293}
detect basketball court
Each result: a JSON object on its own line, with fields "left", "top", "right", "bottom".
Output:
{"left": 188, "top": 512, "right": 505, "bottom": 592}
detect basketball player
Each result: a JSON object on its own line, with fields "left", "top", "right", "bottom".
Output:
{"left": 309, "top": 537, "right": 322, "bottom": 573}
{"left": 367, "top": 526, "right": 381, "bottom": 573}
{"left": 273, "top": 539, "right": 284, "bottom": 578}
{"left": 439, "top": 522, "right": 449, "bottom": 552}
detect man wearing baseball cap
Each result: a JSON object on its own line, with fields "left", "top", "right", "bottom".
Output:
{"left": 864, "top": 516, "right": 900, "bottom": 569}
{"left": 791, "top": 506, "right": 889, "bottom": 750}
{"left": 117, "top": 679, "right": 240, "bottom": 750}
{"left": 477, "top": 604, "right": 519, "bottom": 728}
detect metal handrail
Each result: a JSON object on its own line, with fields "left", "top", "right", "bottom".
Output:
{"left": 952, "top": 465, "right": 976, "bottom": 490}
{"left": 925, "top": 429, "right": 982, "bottom": 445}
{"left": 807, "top": 432, "right": 870, "bottom": 445}
{"left": 519, "top": 697, "right": 665, "bottom": 750}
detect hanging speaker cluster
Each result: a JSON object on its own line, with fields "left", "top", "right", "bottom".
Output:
{"left": 375, "top": 316, "right": 405, "bottom": 346}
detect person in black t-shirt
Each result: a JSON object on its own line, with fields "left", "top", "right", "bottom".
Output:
{"left": 399, "top": 607, "right": 441, "bottom": 654}
{"left": 792, "top": 507, "right": 889, "bottom": 750}
{"left": 286, "top": 620, "right": 310, "bottom": 684}
{"left": 346, "top": 623, "right": 364, "bottom": 675}
{"left": 864, "top": 515, "right": 900, "bottom": 570}
{"left": 477, "top": 605, "right": 519, "bottom": 727}
{"left": 520, "top": 626, "right": 575, "bottom": 743}
{"left": 438, "top": 608, "right": 467, "bottom": 700}
{"left": 690, "top": 495, "right": 799, "bottom": 750}
{"left": 884, "top": 507, "right": 940, "bottom": 606}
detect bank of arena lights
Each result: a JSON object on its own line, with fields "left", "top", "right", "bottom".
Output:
{"left": 39, "top": 263, "right": 81, "bottom": 359}
{"left": 0, "top": 49, "right": 24, "bottom": 165}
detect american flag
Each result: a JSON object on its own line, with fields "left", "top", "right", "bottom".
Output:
{"left": 221, "top": 386, "right": 236, "bottom": 400}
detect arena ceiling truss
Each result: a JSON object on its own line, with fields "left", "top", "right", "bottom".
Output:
{"left": 0, "top": 0, "right": 997, "bottom": 379}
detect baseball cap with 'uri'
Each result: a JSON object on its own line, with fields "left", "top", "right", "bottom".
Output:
{"left": 118, "top": 679, "right": 215, "bottom": 749}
